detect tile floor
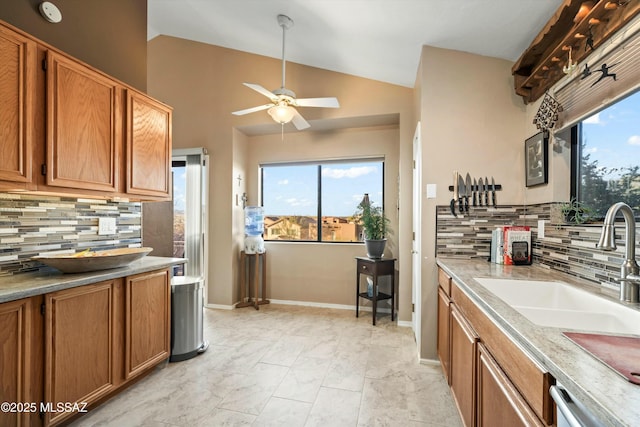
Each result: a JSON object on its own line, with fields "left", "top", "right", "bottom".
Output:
{"left": 71, "top": 304, "right": 462, "bottom": 427}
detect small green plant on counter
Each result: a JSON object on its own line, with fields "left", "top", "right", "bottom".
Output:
{"left": 560, "top": 198, "right": 595, "bottom": 224}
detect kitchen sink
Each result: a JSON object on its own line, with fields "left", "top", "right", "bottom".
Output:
{"left": 473, "top": 278, "right": 640, "bottom": 335}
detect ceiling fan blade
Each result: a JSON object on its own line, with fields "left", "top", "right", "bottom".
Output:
{"left": 232, "top": 104, "right": 274, "bottom": 116}
{"left": 243, "top": 83, "right": 277, "bottom": 100}
{"left": 291, "top": 109, "right": 310, "bottom": 130}
{"left": 295, "top": 97, "right": 340, "bottom": 108}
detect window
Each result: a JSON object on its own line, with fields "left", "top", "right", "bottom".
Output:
{"left": 261, "top": 159, "right": 384, "bottom": 242}
{"left": 572, "top": 90, "right": 640, "bottom": 218}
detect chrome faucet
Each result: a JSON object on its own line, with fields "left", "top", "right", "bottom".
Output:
{"left": 597, "top": 202, "right": 640, "bottom": 302}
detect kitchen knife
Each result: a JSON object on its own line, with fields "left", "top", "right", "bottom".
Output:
{"left": 465, "top": 173, "right": 472, "bottom": 212}
{"left": 458, "top": 174, "right": 466, "bottom": 214}
{"left": 450, "top": 171, "right": 458, "bottom": 217}
{"left": 478, "top": 177, "right": 483, "bottom": 206}
{"left": 491, "top": 177, "right": 497, "bottom": 207}
{"left": 472, "top": 178, "right": 477, "bottom": 207}
{"left": 484, "top": 176, "right": 490, "bottom": 206}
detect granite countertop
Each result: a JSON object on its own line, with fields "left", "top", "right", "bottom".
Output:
{"left": 0, "top": 256, "right": 186, "bottom": 303}
{"left": 436, "top": 257, "right": 640, "bottom": 427}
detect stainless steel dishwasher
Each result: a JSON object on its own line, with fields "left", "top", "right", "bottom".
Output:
{"left": 170, "top": 276, "right": 209, "bottom": 362}
{"left": 550, "top": 383, "right": 604, "bottom": 427}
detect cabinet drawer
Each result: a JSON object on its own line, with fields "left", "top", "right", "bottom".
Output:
{"left": 438, "top": 268, "right": 452, "bottom": 297}
{"left": 451, "top": 281, "right": 554, "bottom": 425}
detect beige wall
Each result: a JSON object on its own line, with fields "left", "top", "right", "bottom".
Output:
{"left": 147, "top": 36, "right": 414, "bottom": 316}
{"left": 1, "top": 0, "right": 147, "bottom": 90}
{"left": 247, "top": 126, "right": 399, "bottom": 306}
{"left": 417, "top": 46, "right": 528, "bottom": 360}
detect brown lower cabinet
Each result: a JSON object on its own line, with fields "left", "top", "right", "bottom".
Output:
{"left": 44, "top": 280, "right": 123, "bottom": 426}
{"left": 450, "top": 304, "right": 479, "bottom": 427}
{"left": 0, "top": 268, "right": 170, "bottom": 427}
{"left": 477, "top": 343, "right": 544, "bottom": 427}
{"left": 0, "top": 296, "right": 43, "bottom": 427}
{"left": 125, "top": 270, "right": 171, "bottom": 380}
{"left": 437, "top": 267, "right": 554, "bottom": 427}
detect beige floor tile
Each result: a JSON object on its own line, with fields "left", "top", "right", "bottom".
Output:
{"left": 305, "top": 387, "right": 362, "bottom": 427}
{"left": 274, "top": 356, "right": 332, "bottom": 403}
{"left": 252, "top": 397, "right": 313, "bottom": 427}
{"left": 69, "top": 304, "right": 461, "bottom": 427}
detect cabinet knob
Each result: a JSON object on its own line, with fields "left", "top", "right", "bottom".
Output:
{"left": 362, "top": 265, "right": 367, "bottom": 270}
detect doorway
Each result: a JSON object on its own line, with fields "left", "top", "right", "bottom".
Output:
{"left": 171, "top": 149, "right": 209, "bottom": 290}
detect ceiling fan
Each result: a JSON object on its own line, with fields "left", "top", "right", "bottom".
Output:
{"left": 232, "top": 14, "right": 340, "bottom": 130}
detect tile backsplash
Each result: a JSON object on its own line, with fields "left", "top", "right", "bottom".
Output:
{"left": 0, "top": 194, "right": 141, "bottom": 276}
{"left": 436, "top": 203, "right": 634, "bottom": 293}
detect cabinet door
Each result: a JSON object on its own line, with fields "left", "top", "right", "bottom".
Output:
{"left": 477, "top": 343, "right": 544, "bottom": 427}
{"left": 126, "top": 90, "right": 172, "bottom": 199}
{"left": 437, "top": 286, "right": 451, "bottom": 384}
{"left": 0, "top": 25, "right": 35, "bottom": 186}
{"left": 125, "top": 269, "right": 170, "bottom": 379}
{"left": 46, "top": 50, "right": 122, "bottom": 192}
{"left": 44, "top": 280, "right": 121, "bottom": 426}
{"left": 0, "top": 296, "right": 42, "bottom": 427}
{"left": 450, "top": 304, "right": 478, "bottom": 427}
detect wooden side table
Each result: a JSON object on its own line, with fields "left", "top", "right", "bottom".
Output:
{"left": 355, "top": 256, "right": 396, "bottom": 325}
{"left": 237, "top": 251, "right": 270, "bottom": 310}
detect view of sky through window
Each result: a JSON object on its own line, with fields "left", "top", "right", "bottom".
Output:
{"left": 582, "top": 93, "right": 640, "bottom": 180}
{"left": 579, "top": 90, "right": 640, "bottom": 216}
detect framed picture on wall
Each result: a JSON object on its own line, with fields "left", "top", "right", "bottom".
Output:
{"left": 525, "top": 131, "right": 548, "bottom": 187}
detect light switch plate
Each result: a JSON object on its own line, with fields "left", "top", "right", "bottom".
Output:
{"left": 426, "top": 184, "right": 437, "bottom": 199}
{"left": 98, "top": 217, "right": 117, "bottom": 235}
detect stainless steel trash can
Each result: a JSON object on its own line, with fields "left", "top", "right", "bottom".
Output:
{"left": 170, "top": 276, "right": 209, "bottom": 362}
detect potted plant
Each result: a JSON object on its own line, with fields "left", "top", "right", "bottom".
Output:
{"left": 354, "top": 194, "right": 391, "bottom": 259}
{"left": 560, "top": 198, "right": 595, "bottom": 224}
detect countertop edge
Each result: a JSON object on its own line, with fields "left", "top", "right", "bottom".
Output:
{"left": 436, "top": 257, "right": 637, "bottom": 427}
{"left": 0, "top": 256, "right": 186, "bottom": 303}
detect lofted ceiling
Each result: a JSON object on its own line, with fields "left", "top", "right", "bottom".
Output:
{"left": 147, "top": 0, "right": 564, "bottom": 89}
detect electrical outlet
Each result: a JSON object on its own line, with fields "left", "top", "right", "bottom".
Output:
{"left": 538, "top": 219, "right": 545, "bottom": 239}
{"left": 98, "top": 217, "right": 117, "bottom": 236}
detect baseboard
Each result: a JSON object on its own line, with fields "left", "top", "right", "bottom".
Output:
{"left": 269, "top": 299, "right": 354, "bottom": 310}
{"left": 420, "top": 358, "right": 441, "bottom": 366}
{"left": 269, "top": 298, "right": 394, "bottom": 314}
{"left": 206, "top": 299, "right": 407, "bottom": 322}
{"left": 205, "top": 303, "right": 234, "bottom": 310}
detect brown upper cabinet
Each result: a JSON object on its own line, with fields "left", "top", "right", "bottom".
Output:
{"left": 126, "top": 91, "right": 172, "bottom": 198}
{"left": 46, "top": 51, "right": 122, "bottom": 193}
{"left": 0, "top": 20, "right": 172, "bottom": 201}
{"left": 0, "top": 25, "right": 36, "bottom": 189}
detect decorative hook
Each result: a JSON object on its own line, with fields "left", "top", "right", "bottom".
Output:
{"left": 563, "top": 46, "right": 578, "bottom": 74}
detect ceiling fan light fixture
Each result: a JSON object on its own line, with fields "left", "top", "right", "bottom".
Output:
{"left": 268, "top": 103, "right": 296, "bottom": 124}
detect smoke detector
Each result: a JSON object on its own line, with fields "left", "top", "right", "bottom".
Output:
{"left": 39, "top": 2, "right": 62, "bottom": 24}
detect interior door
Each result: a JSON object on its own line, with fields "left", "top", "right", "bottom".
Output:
{"left": 412, "top": 122, "right": 422, "bottom": 356}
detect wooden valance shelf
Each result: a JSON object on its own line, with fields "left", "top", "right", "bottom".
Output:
{"left": 512, "top": 0, "right": 640, "bottom": 104}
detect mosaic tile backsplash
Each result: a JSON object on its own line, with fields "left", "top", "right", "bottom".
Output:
{"left": 0, "top": 194, "right": 142, "bottom": 276}
{"left": 436, "top": 203, "right": 637, "bottom": 293}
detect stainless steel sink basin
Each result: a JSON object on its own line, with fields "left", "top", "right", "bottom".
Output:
{"left": 473, "top": 278, "right": 640, "bottom": 335}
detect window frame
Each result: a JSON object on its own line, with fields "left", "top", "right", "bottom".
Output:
{"left": 259, "top": 158, "right": 385, "bottom": 243}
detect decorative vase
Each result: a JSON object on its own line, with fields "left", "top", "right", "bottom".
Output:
{"left": 365, "top": 239, "right": 386, "bottom": 259}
